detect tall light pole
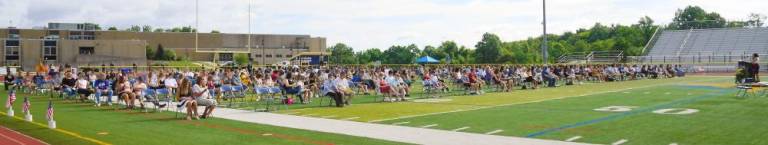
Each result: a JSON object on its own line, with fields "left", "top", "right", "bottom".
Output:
{"left": 541, "top": 0, "right": 548, "bottom": 64}
{"left": 195, "top": 0, "right": 199, "bottom": 60}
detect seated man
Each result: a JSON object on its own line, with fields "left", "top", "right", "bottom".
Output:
{"left": 93, "top": 73, "right": 113, "bottom": 106}
{"left": 4, "top": 69, "right": 15, "bottom": 91}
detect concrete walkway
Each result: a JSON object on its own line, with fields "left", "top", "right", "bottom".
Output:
{"left": 206, "top": 107, "right": 592, "bottom": 145}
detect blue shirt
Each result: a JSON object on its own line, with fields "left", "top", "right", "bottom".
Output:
{"left": 94, "top": 79, "right": 110, "bottom": 90}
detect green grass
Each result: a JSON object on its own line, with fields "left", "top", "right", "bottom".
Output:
{"left": 376, "top": 77, "right": 768, "bottom": 145}
{"left": 0, "top": 90, "right": 407, "bottom": 145}
{"left": 283, "top": 77, "right": 725, "bottom": 122}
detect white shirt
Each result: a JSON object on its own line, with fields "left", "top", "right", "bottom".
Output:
{"left": 192, "top": 84, "right": 212, "bottom": 99}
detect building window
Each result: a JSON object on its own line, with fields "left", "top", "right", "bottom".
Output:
{"left": 265, "top": 55, "right": 272, "bottom": 58}
{"left": 286, "top": 55, "right": 293, "bottom": 58}
{"left": 220, "top": 53, "right": 233, "bottom": 61}
{"left": 5, "top": 40, "right": 20, "bottom": 60}
{"left": 43, "top": 40, "right": 57, "bottom": 60}
{"left": 254, "top": 54, "right": 262, "bottom": 58}
{"left": 79, "top": 47, "right": 95, "bottom": 55}
{"left": 275, "top": 55, "right": 282, "bottom": 58}
{"left": 69, "top": 31, "right": 95, "bottom": 40}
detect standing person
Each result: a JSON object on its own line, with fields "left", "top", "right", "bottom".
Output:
{"left": 193, "top": 76, "right": 216, "bottom": 118}
{"left": 750, "top": 53, "right": 761, "bottom": 82}
{"left": 4, "top": 69, "right": 15, "bottom": 91}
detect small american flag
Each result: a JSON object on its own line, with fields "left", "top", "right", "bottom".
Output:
{"left": 5, "top": 91, "right": 15, "bottom": 108}
{"left": 46, "top": 100, "right": 54, "bottom": 121}
{"left": 22, "top": 97, "right": 30, "bottom": 113}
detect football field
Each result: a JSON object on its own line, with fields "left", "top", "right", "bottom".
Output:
{"left": 283, "top": 76, "right": 768, "bottom": 145}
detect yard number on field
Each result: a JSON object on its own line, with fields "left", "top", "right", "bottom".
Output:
{"left": 594, "top": 106, "right": 699, "bottom": 115}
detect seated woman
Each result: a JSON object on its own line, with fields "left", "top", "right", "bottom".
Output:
{"left": 176, "top": 77, "right": 199, "bottom": 120}
{"left": 75, "top": 73, "right": 92, "bottom": 102}
{"left": 116, "top": 76, "right": 136, "bottom": 109}
{"left": 193, "top": 76, "right": 216, "bottom": 119}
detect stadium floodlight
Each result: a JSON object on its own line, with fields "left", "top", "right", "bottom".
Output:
{"left": 541, "top": 0, "right": 548, "bottom": 64}
{"left": 192, "top": 0, "right": 252, "bottom": 54}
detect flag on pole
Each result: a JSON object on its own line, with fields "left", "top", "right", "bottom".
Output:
{"left": 6, "top": 91, "right": 15, "bottom": 108}
{"left": 46, "top": 100, "right": 54, "bottom": 121}
{"left": 22, "top": 97, "right": 30, "bottom": 114}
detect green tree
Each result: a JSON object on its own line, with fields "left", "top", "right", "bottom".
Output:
{"left": 746, "top": 13, "right": 766, "bottom": 27}
{"left": 155, "top": 44, "right": 165, "bottom": 60}
{"left": 146, "top": 46, "right": 155, "bottom": 60}
{"left": 107, "top": 27, "right": 118, "bottom": 31}
{"left": 211, "top": 30, "right": 221, "bottom": 33}
{"left": 142, "top": 25, "right": 153, "bottom": 32}
{"left": 234, "top": 53, "right": 249, "bottom": 65}
{"left": 474, "top": 33, "right": 503, "bottom": 63}
{"left": 669, "top": 6, "right": 726, "bottom": 29}
{"left": 153, "top": 28, "right": 164, "bottom": 32}
{"left": 127, "top": 25, "right": 141, "bottom": 32}
{"left": 382, "top": 44, "right": 419, "bottom": 64}
{"left": 328, "top": 43, "right": 357, "bottom": 64}
{"left": 357, "top": 48, "right": 383, "bottom": 64}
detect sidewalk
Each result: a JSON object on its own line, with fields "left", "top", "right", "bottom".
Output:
{"left": 206, "top": 107, "right": 592, "bottom": 145}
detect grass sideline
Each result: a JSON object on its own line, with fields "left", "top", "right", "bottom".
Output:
{"left": 0, "top": 89, "right": 408, "bottom": 145}
{"left": 377, "top": 77, "right": 768, "bottom": 145}
{"left": 281, "top": 77, "right": 726, "bottom": 122}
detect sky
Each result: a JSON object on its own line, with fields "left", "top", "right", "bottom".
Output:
{"left": 1, "top": 0, "right": 766, "bottom": 51}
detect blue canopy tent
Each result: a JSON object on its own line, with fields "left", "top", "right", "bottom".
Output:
{"left": 416, "top": 56, "right": 440, "bottom": 64}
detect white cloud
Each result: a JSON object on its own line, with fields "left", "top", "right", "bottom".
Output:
{"left": 1, "top": 0, "right": 766, "bottom": 51}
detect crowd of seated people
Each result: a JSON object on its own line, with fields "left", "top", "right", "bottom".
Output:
{"left": 0, "top": 63, "right": 689, "bottom": 120}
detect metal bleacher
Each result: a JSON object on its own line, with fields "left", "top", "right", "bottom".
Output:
{"left": 646, "top": 27, "right": 768, "bottom": 58}
{"left": 636, "top": 27, "right": 768, "bottom": 72}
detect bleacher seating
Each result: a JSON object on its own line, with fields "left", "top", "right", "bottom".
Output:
{"left": 640, "top": 27, "right": 768, "bottom": 72}
{"left": 647, "top": 28, "right": 768, "bottom": 57}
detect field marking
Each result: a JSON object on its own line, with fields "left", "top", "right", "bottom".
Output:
{"left": 321, "top": 115, "right": 337, "bottom": 118}
{"left": 370, "top": 78, "right": 722, "bottom": 123}
{"left": 526, "top": 88, "right": 729, "bottom": 138}
{"left": 565, "top": 136, "right": 582, "bottom": 142}
{"left": 0, "top": 131, "right": 25, "bottom": 145}
{"left": 611, "top": 139, "right": 628, "bottom": 145}
{"left": 341, "top": 117, "right": 360, "bottom": 120}
{"left": 421, "top": 124, "right": 438, "bottom": 128}
{"left": 0, "top": 126, "right": 49, "bottom": 145}
{"left": 670, "top": 143, "right": 678, "bottom": 145}
{"left": 451, "top": 126, "right": 470, "bottom": 132}
{"left": 0, "top": 112, "right": 111, "bottom": 145}
{"left": 643, "top": 92, "right": 650, "bottom": 94}
{"left": 392, "top": 122, "right": 410, "bottom": 125}
{"left": 665, "top": 92, "right": 672, "bottom": 95}
{"left": 484, "top": 129, "right": 503, "bottom": 135}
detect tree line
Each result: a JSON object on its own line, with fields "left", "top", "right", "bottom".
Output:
{"left": 327, "top": 5, "right": 766, "bottom": 64}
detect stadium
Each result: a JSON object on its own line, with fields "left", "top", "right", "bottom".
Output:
{"left": 0, "top": 0, "right": 766, "bottom": 145}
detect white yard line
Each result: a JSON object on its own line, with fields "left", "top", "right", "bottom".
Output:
{"left": 485, "top": 129, "right": 504, "bottom": 135}
{"left": 341, "top": 117, "right": 360, "bottom": 120}
{"left": 565, "top": 136, "right": 582, "bottom": 142}
{"left": 321, "top": 115, "right": 337, "bottom": 118}
{"left": 421, "top": 124, "right": 438, "bottom": 128}
{"left": 669, "top": 143, "right": 678, "bottom": 145}
{"left": 373, "top": 79, "right": 716, "bottom": 122}
{"left": 611, "top": 139, "right": 628, "bottom": 145}
{"left": 392, "top": 122, "right": 410, "bottom": 125}
{"left": 452, "top": 126, "right": 470, "bottom": 132}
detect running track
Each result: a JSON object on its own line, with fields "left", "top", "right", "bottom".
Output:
{"left": 0, "top": 126, "right": 47, "bottom": 145}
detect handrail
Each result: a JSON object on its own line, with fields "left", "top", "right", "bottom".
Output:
{"left": 641, "top": 26, "right": 662, "bottom": 55}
